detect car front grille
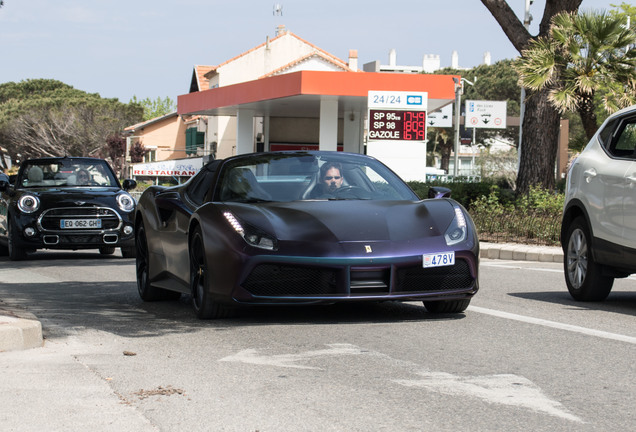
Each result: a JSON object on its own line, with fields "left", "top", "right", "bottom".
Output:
{"left": 396, "top": 259, "right": 474, "bottom": 292}
{"left": 243, "top": 265, "right": 338, "bottom": 296}
{"left": 242, "top": 258, "right": 475, "bottom": 298}
{"left": 38, "top": 206, "right": 122, "bottom": 232}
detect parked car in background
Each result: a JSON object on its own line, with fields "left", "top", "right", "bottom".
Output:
{"left": 135, "top": 151, "right": 480, "bottom": 319}
{"left": 0, "top": 156, "right": 137, "bottom": 260}
{"left": 561, "top": 104, "right": 636, "bottom": 301}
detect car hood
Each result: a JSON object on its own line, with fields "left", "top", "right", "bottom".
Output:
{"left": 18, "top": 187, "right": 125, "bottom": 207}
{"left": 220, "top": 199, "right": 458, "bottom": 244}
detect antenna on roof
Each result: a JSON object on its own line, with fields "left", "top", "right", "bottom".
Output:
{"left": 273, "top": 3, "right": 283, "bottom": 16}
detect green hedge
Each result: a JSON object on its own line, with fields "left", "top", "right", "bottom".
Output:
{"left": 407, "top": 181, "right": 564, "bottom": 246}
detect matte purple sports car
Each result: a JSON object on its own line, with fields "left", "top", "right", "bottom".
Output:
{"left": 135, "top": 151, "right": 479, "bottom": 319}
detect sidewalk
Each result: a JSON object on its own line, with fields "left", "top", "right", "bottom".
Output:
{"left": 0, "top": 241, "right": 564, "bottom": 352}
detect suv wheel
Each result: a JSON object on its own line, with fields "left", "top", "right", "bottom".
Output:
{"left": 564, "top": 216, "right": 613, "bottom": 301}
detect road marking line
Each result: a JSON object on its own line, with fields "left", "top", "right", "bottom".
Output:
{"left": 469, "top": 306, "right": 636, "bottom": 344}
{"left": 480, "top": 262, "right": 563, "bottom": 273}
{"left": 481, "top": 262, "right": 636, "bottom": 280}
{"left": 218, "top": 343, "right": 366, "bottom": 369}
{"left": 394, "top": 372, "right": 583, "bottom": 423}
{"left": 221, "top": 342, "right": 583, "bottom": 423}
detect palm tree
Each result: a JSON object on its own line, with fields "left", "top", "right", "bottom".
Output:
{"left": 515, "top": 10, "right": 636, "bottom": 140}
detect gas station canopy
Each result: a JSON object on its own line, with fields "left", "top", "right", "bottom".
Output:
{"left": 177, "top": 70, "right": 458, "bottom": 118}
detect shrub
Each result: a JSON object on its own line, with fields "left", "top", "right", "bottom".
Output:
{"left": 407, "top": 181, "right": 564, "bottom": 246}
{"left": 469, "top": 186, "right": 564, "bottom": 245}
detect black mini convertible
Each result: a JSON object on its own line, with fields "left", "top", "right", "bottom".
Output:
{"left": 0, "top": 156, "right": 137, "bottom": 260}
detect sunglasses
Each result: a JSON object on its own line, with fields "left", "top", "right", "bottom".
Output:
{"left": 324, "top": 176, "right": 341, "bottom": 180}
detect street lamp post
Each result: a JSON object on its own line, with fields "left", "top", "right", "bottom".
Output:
{"left": 518, "top": 0, "right": 533, "bottom": 169}
{"left": 453, "top": 78, "right": 462, "bottom": 178}
{"left": 452, "top": 77, "right": 474, "bottom": 178}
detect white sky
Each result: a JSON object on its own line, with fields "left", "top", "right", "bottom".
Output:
{"left": 0, "top": 0, "right": 619, "bottom": 103}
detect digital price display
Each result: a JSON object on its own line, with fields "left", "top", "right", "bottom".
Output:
{"left": 368, "top": 109, "right": 427, "bottom": 141}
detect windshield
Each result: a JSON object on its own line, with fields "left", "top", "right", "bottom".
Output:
{"left": 215, "top": 152, "right": 418, "bottom": 203}
{"left": 19, "top": 159, "right": 118, "bottom": 188}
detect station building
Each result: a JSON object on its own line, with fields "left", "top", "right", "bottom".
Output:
{"left": 131, "top": 27, "right": 460, "bottom": 181}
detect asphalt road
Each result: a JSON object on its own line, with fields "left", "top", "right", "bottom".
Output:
{"left": 1, "top": 251, "right": 635, "bottom": 432}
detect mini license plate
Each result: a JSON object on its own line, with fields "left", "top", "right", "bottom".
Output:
{"left": 60, "top": 219, "right": 102, "bottom": 229}
{"left": 422, "top": 251, "right": 455, "bottom": 268}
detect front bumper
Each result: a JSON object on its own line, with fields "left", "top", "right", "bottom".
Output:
{"left": 229, "top": 251, "right": 479, "bottom": 305}
{"left": 12, "top": 206, "right": 135, "bottom": 251}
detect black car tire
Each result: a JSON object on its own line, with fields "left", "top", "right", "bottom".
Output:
{"left": 8, "top": 218, "right": 27, "bottom": 261}
{"left": 99, "top": 246, "right": 115, "bottom": 255}
{"left": 136, "top": 220, "right": 180, "bottom": 301}
{"left": 564, "top": 216, "right": 613, "bottom": 301}
{"left": 423, "top": 298, "right": 471, "bottom": 314}
{"left": 190, "top": 226, "right": 233, "bottom": 319}
{"left": 120, "top": 246, "right": 136, "bottom": 258}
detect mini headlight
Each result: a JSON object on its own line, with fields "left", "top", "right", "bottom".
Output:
{"left": 117, "top": 193, "right": 135, "bottom": 212}
{"left": 224, "top": 211, "right": 277, "bottom": 250}
{"left": 444, "top": 206, "right": 467, "bottom": 246}
{"left": 18, "top": 194, "right": 40, "bottom": 213}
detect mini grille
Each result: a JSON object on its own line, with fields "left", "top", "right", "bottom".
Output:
{"left": 396, "top": 259, "right": 474, "bottom": 292}
{"left": 39, "top": 207, "right": 121, "bottom": 231}
{"left": 57, "top": 234, "right": 103, "bottom": 244}
{"left": 243, "top": 265, "right": 338, "bottom": 296}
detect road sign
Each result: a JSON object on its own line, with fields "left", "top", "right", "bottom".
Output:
{"left": 427, "top": 104, "right": 453, "bottom": 128}
{"left": 465, "top": 100, "right": 507, "bottom": 129}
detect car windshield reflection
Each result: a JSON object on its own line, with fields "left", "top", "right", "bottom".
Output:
{"left": 20, "top": 161, "right": 118, "bottom": 188}
{"left": 216, "top": 152, "right": 417, "bottom": 203}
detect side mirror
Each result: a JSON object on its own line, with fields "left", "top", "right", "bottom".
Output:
{"left": 428, "top": 186, "right": 452, "bottom": 199}
{"left": 122, "top": 179, "right": 137, "bottom": 191}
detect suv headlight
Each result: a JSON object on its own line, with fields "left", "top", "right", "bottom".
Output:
{"left": 18, "top": 194, "right": 40, "bottom": 213}
{"left": 117, "top": 192, "right": 135, "bottom": 212}
{"left": 224, "top": 211, "right": 278, "bottom": 250}
{"left": 444, "top": 205, "right": 467, "bottom": 246}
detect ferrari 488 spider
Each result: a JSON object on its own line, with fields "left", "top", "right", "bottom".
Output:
{"left": 135, "top": 151, "right": 479, "bottom": 319}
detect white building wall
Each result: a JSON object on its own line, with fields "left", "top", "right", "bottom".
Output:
{"left": 422, "top": 54, "right": 440, "bottom": 73}
{"left": 217, "top": 33, "right": 342, "bottom": 86}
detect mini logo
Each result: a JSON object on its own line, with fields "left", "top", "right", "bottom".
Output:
{"left": 74, "top": 201, "right": 86, "bottom": 206}
{"left": 365, "top": 245, "right": 373, "bottom": 253}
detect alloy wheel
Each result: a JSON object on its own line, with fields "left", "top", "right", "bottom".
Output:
{"left": 566, "top": 227, "right": 587, "bottom": 289}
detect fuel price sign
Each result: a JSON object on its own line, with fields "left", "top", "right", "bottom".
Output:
{"left": 368, "top": 109, "right": 427, "bottom": 141}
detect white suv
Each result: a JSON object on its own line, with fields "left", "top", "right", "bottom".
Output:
{"left": 561, "top": 104, "right": 636, "bottom": 301}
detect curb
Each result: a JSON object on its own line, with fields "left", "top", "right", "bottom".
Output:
{"left": 480, "top": 242, "right": 563, "bottom": 263}
{"left": 0, "top": 305, "right": 43, "bottom": 352}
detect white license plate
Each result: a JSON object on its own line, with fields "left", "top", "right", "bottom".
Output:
{"left": 60, "top": 219, "right": 102, "bottom": 229}
{"left": 422, "top": 251, "right": 455, "bottom": 268}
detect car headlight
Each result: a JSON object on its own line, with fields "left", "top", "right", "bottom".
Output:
{"left": 117, "top": 192, "right": 135, "bottom": 212}
{"left": 223, "top": 211, "right": 278, "bottom": 250}
{"left": 18, "top": 194, "right": 40, "bottom": 213}
{"left": 444, "top": 205, "right": 467, "bottom": 246}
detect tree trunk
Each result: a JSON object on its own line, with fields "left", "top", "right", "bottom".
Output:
{"left": 517, "top": 88, "right": 561, "bottom": 193}
{"left": 439, "top": 136, "right": 452, "bottom": 173}
{"left": 577, "top": 92, "right": 598, "bottom": 140}
{"left": 480, "top": 0, "right": 582, "bottom": 194}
